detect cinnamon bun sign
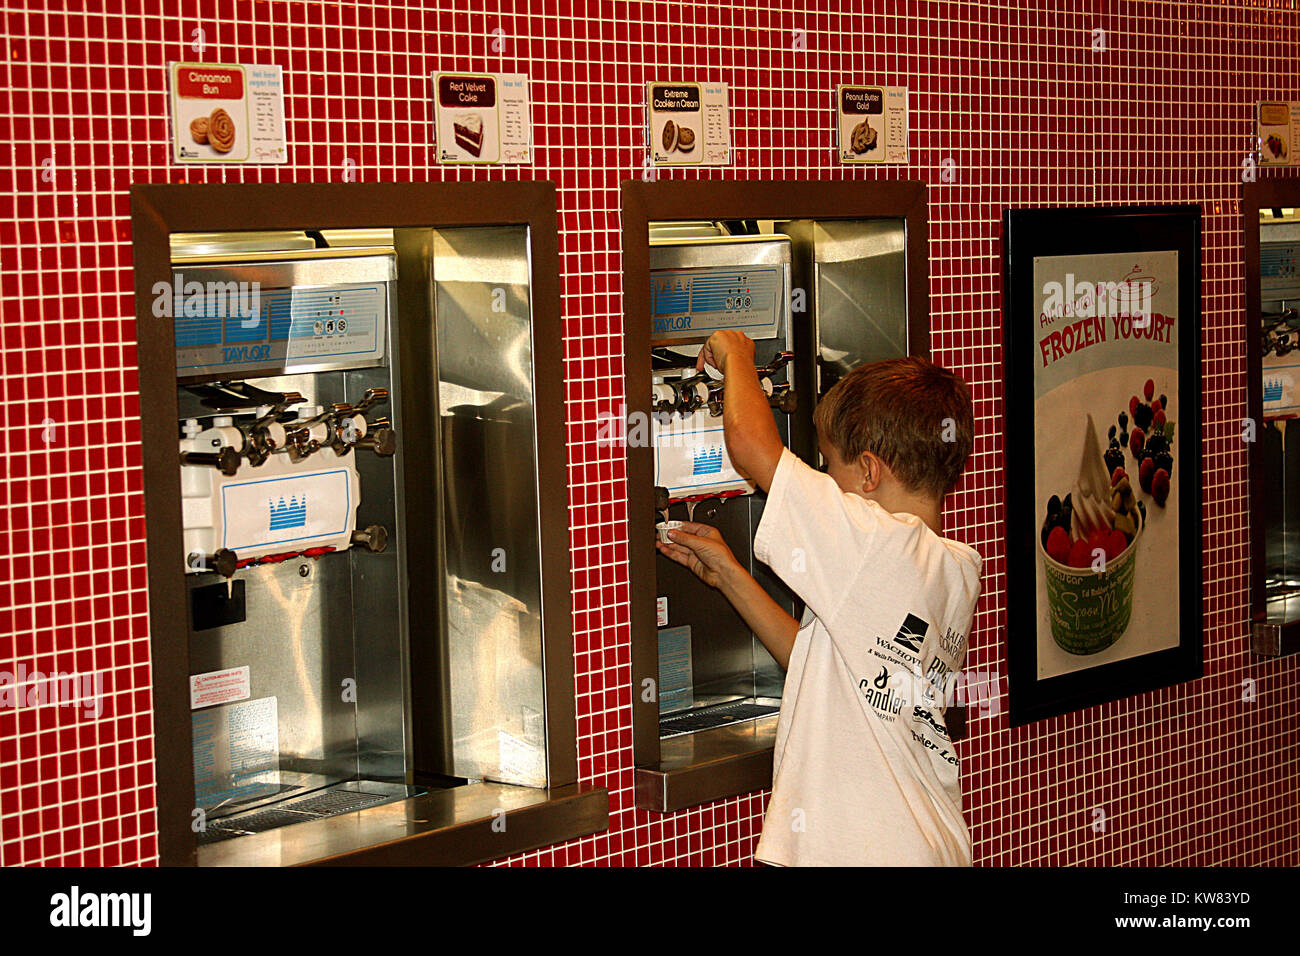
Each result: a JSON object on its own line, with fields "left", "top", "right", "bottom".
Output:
{"left": 168, "top": 62, "right": 287, "bottom": 165}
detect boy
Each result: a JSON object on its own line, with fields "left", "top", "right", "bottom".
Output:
{"left": 656, "top": 330, "right": 981, "bottom": 866}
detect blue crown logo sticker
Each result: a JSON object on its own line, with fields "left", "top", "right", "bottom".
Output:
{"left": 268, "top": 495, "right": 308, "bottom": 531}
{"left": 692, "top": 446, "right": 723, "bottom": 476}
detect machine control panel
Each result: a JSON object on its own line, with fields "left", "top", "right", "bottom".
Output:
{"left": 650, "top": 265, "right": 784, "bottom": 343}
{"left": 174, "top": 279, "right": 388, "bottom": 378}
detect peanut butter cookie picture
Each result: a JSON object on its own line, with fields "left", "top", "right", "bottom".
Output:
{"left": 850, "top": 119, "right": 878, "bottom": 154}
{"left": 207, "top": 107, "right": 236, "bottom": 154}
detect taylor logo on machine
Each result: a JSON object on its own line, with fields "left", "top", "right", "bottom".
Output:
{"left": 893, "top": 612, "right": 929, "bottom": 653}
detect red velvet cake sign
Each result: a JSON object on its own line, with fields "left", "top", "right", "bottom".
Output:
{"left": 433, "top": 72, "right": 532, "bottom": 165}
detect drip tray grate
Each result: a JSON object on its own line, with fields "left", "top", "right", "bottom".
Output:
{"left": 659, "top": 700, "right": 780, "bottom": 738}
{"left": 198, "top": 786, "right": 399, "bottom": 845}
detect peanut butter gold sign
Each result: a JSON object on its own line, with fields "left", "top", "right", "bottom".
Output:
{"left": 836, "top": 84, "right": 908, "bottom": 165}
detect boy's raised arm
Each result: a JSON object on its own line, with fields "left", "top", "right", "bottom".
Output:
{"left": 698, "top": 330, "right": 784, "bottom": 493}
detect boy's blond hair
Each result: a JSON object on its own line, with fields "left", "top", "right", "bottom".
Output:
{"left": 813, "top": 357, "right": 974, "bottom": 498}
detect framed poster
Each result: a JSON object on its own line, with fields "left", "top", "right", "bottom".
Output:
{"left": 1003, "top": 206, "right": 1203, "bottom": 725}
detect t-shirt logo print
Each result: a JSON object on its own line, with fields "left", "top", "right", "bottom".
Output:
{"left": 893, "top": 613, "right": 929, "bottom": 653}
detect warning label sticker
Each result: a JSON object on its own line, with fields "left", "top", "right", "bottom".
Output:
{"left": 190, "top": 666, "right": 251, "bottom": 709}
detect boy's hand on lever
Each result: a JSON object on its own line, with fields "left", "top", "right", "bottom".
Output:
{"left": 655, "top": 521, "right": 740, "bottom": 590}
{"left": 697, "top": 330, "right": 784, "bottom": 493}
{"left": 696, "top": 329, "right": 755, "bottom": 374}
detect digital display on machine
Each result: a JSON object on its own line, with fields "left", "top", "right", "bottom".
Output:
{"left": 650, "top": 265, "right": 783, "bottom": 342}
{"left": 173, "top": 280, "right": 388, "bottom": 377}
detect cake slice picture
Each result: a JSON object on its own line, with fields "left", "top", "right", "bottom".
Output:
{"left": 453, "top": 112, "right": 485, "bottom": 158}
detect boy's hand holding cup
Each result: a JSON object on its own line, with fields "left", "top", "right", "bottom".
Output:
{"left": 655, "top": 521, "right": 741, "bottom": 590}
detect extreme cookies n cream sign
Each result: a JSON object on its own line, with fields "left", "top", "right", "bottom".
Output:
{"left": 647, "top": 81, "right": 731, "bottom": 166}
{"left": 168, "top": 63, "right": 287, "bottom": 164}
{"left": 837, "top": 84, "right": 908, "bottom": 164}
{"left": 432, "top": 72, "right": 532, "bottom": 164}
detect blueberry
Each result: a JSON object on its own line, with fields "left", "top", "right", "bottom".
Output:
{"left": 1159, "top": 394, "right": 1167, "bottom": 409}
{"left": 1047, "top": 494, "right": 1061, "bottom": 517}
{"left": 1109, "top": 425, "right": 1117, "bottom": 439}
{"left": 1120, "top": 430, "right": 1128, "bottom": 446}
{"left": 1119, "top": 411, "right": 1129, "bottom": 428}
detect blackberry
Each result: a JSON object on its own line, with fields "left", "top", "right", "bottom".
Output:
{"left": 1154, "top": 450, "right": 1173, "bottom": 476}
{"left": 1146, "top": 432, "right": 1168, "bottom": 455}
{"left": 1104, "top": 447, "right": 1125, "bottom": 474}
{"left": 1134, "top": 403, "right": 1154, "bottom": 431}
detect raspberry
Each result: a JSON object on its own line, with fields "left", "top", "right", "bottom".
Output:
{"left": 1129, "top": 395, "right": 1140, "bottom": 419}
{"left": 1151, "top": 398, "right": 1163, "bottom": 415}
{"left": 1152, "top": 468, "right": 1170, "bottom": 506}
{"left": 1139, "top": 456, "right": 1155, "bottom": 493}
{"left": 1068, "top": 538, "right": 1093, "bottom": 569}
{"left": 1104, "top": 529, "right": 1128, "bottom": 560}
{"left": 1046, "top": 525, "right": 1072, "bottom": 564}
{"left": 1144, "top": 378, "right": 1155, "bottom": 401}
{"left": 1110, "top": 466, "right": 1127, "bottom": 485}
{"left": 1129, "top": 427, "right": 1145, "bottom": 457}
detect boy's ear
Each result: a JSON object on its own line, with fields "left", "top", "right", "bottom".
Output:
{"left": 858, "top": 450, "right": 885, "bottom": 493}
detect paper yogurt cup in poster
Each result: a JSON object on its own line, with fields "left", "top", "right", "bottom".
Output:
{"left": 1031, "top": 251, "right": 1182, "bottom": 679}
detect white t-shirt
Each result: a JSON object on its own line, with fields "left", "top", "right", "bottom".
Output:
{"left": 752, "top": 448, "right": 982, "bottom": 867}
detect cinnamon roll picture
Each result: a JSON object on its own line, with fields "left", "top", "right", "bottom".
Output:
{"left": 206, "top": 108, "right": 236, "bottom": 153}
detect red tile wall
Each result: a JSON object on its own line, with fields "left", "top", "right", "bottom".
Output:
{"left": 1, "top": 0, "right": 1297, "bottom": 867}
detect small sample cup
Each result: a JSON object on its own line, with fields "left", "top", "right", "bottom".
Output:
{"left": 656, "top": 520, "right": 684, "bottom": 544}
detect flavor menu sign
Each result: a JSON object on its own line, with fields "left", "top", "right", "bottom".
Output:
{"left": 837, "top": 85, "right": 908, "bottom": 164}
{"left": 1030, "top": 251, "right": 1181, "bottom": 680}
{"left": 168, "top": 62, "right": 287, "bottom": 164}
{"left": 433, "top": 72, "right": 532, "bottom": 164}
{"left": 646, "top": 82, "right": 731, "bottom": 166}
{"left": 1257, "top": 101, "right": 1298, "bottom": 166}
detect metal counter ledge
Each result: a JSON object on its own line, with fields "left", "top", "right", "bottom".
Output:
{"left": 197, "top": 782, "right": 609, "bottom": 867}
{"left": 1252, "top": 594, "right": 1300, "bottom": 657}
{"left": 634, "top": 715, "right": 779, "bottom": 813}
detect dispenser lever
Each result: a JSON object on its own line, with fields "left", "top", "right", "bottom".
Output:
{"left": 351, "top": 524, "right": 389, "bottom": 553}
{"left": 181, "top": 447, "right": 242, "bottom": 476}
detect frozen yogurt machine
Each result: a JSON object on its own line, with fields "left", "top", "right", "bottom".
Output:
{"left": 133, "top": 183, "right": 603, "bottom": 865}
{"left": 623, "top": 181, "right": 930, "bottom": 811}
